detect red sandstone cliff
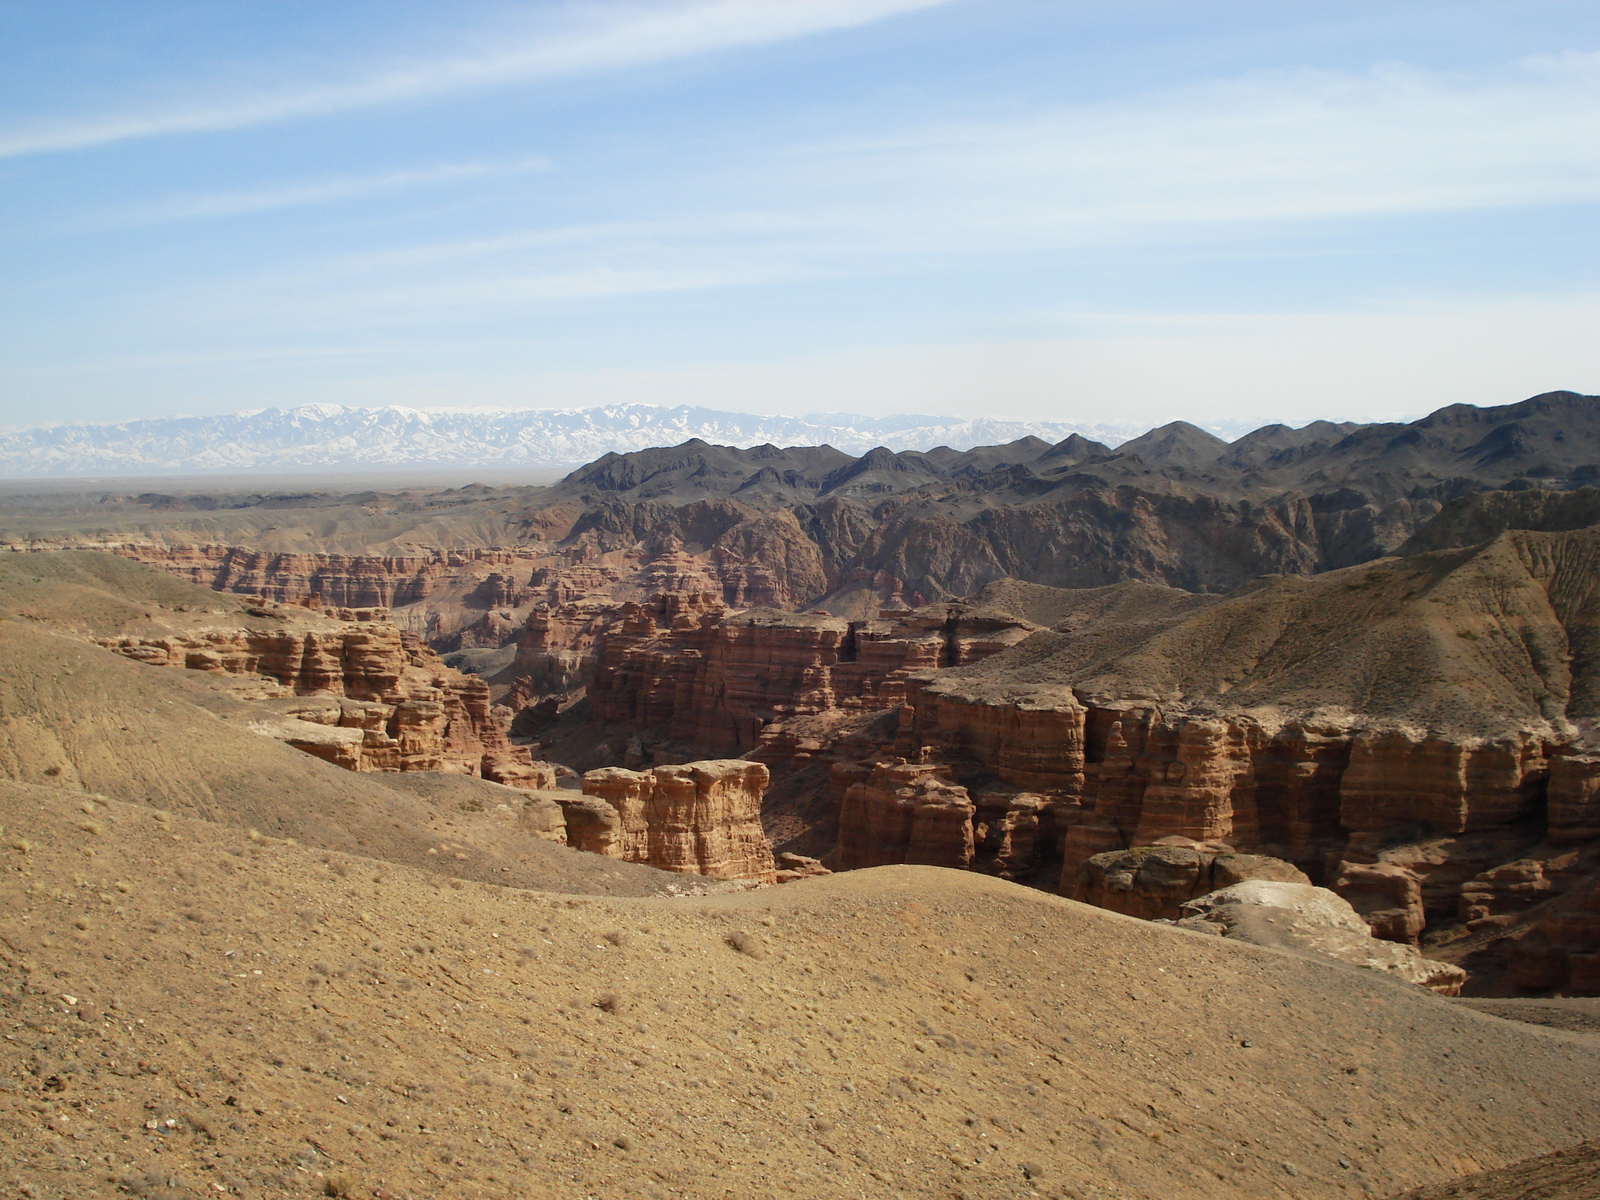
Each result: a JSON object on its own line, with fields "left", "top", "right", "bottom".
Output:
{"left": 555, "top": 759, "right": 776, "bottom": 882}
{"left": 14, "top": 497, "right": 834, "bottom": 650}
{"left": 94, "top": 601, "right": 552, "bottom": 787}
{"left": 512, "top": 585, "right": 1047, "bottom": 760}
{"left": 506, "top": 533, "right": 1600, "bottom": 993}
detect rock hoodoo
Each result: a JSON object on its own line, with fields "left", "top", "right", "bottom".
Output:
{"left": 557, "top": 760, "right": 776, "bottom": 882}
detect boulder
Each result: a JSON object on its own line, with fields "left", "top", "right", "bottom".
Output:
{"left": 1170, "top": 881, "right": 1466, "bottom": 995}
{"left": 1072, "top": 846, "right": 1310, "bottom": 920}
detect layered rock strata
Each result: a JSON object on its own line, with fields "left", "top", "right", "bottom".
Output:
{"left": 512, "top": 531, "right": 1600, "bottom": 998}
{"left": 510, "top": 537, "right": 1600, "bottom": 984}
{"left": 831, "top": 760, "right": 1060, "bottom": 880}
{"left": 870, "top": 528, "right": 1600, "bottom": 961}
{"left": 39, "top": 499, "right": 831, "bottom": 648}
{"left": 898, "top": 685, "right": 1564, "bottom": 873}
{"left": 1506, "top": 874, "right": 1600, "bottom": 994}
{"left": 515, "top": 587, "right": 1046, "bottom": 758}
{"left": 96, "top": 604, "right": 551, "bottom": 786}
{"left": 554, "top": 760, "right": 776, "bottom": 882}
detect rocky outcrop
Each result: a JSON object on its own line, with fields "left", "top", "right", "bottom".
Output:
{"left": 28, "top": 508, "right": 833, "bottom": 653}
{"left": 81, "top": 544, "right": 553, "bottom": 645}
{"left": 1551, "top": 755, "right": 1600, "bottom": 843}
{"left": 1168, "top": 881, "right": 1467, "bottom": 995}
{"left": 900, "top": 677, "right": 1565, "bottom": 886}
{"left": 96, "top": 604, "right": 551, "bottom": 786}
{"left": 516, "top": 589, "right": 1042, "bottom": 759}
{"left": 903, "top": 692, "right": 1565, "bottom": 855}
{"left": 774, "top": 851, "right": 831, "bottom": 883}
{"left": 1329, "top": 860, "right": 1427, "bottom": 944}
{"left": 508, "top": 529, "right": 1600, "bottom": 970}
{"left": 1071, "top": 844, "right": 1309, "bottom": 920}
{"left": 872, "top": 527, "right": 1600, "bottom": 950}
{"left": 835, "top": 761, "right": 976, "bottom": 871}
{"left": 1507, "top": 877, "right": 1600, "bottom": 995}
{"left": 564, "top": 760, "right": 776, "bottom": 882}
{"left": 831, "top": 759, "right": 1065, "bottom": 880}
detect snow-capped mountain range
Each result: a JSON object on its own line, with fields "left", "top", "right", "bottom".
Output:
{"left": 0, "top": 404, "right": 1150, "bottom": 478}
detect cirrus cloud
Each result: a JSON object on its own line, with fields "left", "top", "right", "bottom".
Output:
{"left": 0, "top": 0, "right": 959, "bottom": 159}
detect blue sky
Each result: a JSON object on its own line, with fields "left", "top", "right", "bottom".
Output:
{"left": 1, "top": 0, "right": 1597, "bottom": 433}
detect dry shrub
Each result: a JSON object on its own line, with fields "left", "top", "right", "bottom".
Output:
{"left": 725, "top": 930, "right": 766, "bottom": 960}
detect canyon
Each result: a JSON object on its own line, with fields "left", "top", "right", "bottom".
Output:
{"left": 506, "top": 522, "right": 1600, "bottom": 996}
{"left": 0, "top": 553, "right": 777, "bottom": 885}
{"left": 5, "top": 392, "right": 1600, "bottom": 1197}
{"left": 6, "top": 393, "right": 1600, "bottom": 997}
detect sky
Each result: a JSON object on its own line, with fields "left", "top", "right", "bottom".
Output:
{"left": 1, "top": 0, "right": 1597, "bottom": 434}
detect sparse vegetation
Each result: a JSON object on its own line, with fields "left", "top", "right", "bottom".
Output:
{"left": 725, "top": 930, "right": 767, "bottom": 959}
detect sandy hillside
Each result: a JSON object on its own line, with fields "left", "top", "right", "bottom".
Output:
{"left": 3, "top": 777, "right": 1600, "bottom": 1200}
{"left": 0, "top": 563, "right": 701, "bottom": 900}
{"left": 925, "top": 525, "right": 1600, "bottom": 739}
{"left": 1392, "top": 1139, "right": 1600, "bottom": 1199}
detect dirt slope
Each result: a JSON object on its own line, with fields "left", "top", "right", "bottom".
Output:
{"left": 3, "top": 777, "right": 1599, "bottom": 1200}
{"left": 1391, "top": 1139, "right": 1600, "bottom": 1199}
{"left": 0, "top": 600, "right": 697, "bottom": 899}
{"left": 925, "top": 526, "right": 1600, "bottom": 740}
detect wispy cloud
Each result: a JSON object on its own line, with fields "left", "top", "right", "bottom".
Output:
{"left": 29, "top": 43, "right": 1599, "bottom": 366}
{"left": 0, "top": 0, "right": 957, "bottom": 159}
{"left": 216, "top": 50, "right": 1600, "bottom": 321}
{"left": 776, "top": 50, "right": 1600, "bottom": 246}
{"left": 118, "top": 157, "right": 552, "bottom": 223}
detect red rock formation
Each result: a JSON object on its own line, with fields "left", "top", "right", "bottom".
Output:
{"left": 984, "top": 793, "right": 1050, "bottom": 880}
{"left": 1551, "top": 755, "right": 1600, "bottom": 843}
{"left": 1071, "top": 845, "right": 1309, "bottom": 920}
{"left": 509, "top": 575, "right": 1588, "bottom": 955}
{"left": 1506, "top": 875, "right": 1600, "bottom": 994}
{"left": 1331, "top": 860, "right": 1426, "bottom": 944}
{"left": 548, "top": 794, "right": 623, "bottom": 858}
{"left": 1337, "top": 733, "right": 1549, "bottom": 834}
{"left": 835, "top": 761, "right": 974, "bottom": 871}
{"left": 519, "top": 592, "right": 1039, "bottom": 759}
{"left": 1458, "top": 859, "right": 1559, "bottom": 925}
{"left": 572, "top": 760, "right": 775, "bottom": 882}
{"left": 896, "top": 669, "right": 1569, "bottom": 924}
{"left": 96, "top": 544, "right": 548, "bottom": 609}
{"left": 774, "top": 852, "right": 831, "bottom": 883}
{"left": 502, "top": 569, "right": 1600, "bottom": 969}
{"left": 21, "top": 517, "right": 833, "bottom": 654}
{"left": 96, "top": 606, "right": 551, "bottom": 786}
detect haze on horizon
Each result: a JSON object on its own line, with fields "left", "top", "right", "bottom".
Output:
{"left": 1, "top": 0, "right": 1597, "bottom": 438}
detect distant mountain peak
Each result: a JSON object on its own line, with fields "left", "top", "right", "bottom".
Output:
{"left": 0, "top": 403, "right": 1143, "bottom": 478}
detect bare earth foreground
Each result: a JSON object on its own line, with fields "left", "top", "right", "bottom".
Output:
{"left": 1394, "top": 1139, "right": 1600, "bottom": 1200}
{"left": 2, "top": 778, "right": 1598, "bottom": 1200}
